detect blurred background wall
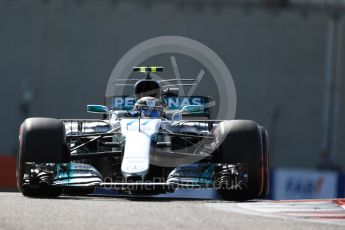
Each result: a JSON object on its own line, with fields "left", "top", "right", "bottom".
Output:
{"left": 0, "top": 0, "right": 345, "bottom": 172}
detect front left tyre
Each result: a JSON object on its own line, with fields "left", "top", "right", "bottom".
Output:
{"left": 213, "top": 120, "right": 265, "bottom": 200}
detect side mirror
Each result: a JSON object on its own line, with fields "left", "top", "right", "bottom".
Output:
{"left": 87, "top": 105, "right": 109, "bottom": 114}
{"left": 181, "top": 105, "right": 204, "bottom": 114}
{"left": 171, "top": 112, "right": 182, "bottom": 122}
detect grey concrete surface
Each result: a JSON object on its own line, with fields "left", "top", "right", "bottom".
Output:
{"left": 0, "top": 192, "right": 343, "bottom": 230}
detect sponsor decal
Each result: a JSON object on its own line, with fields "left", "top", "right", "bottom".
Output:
{"left": 273, "top": 168, "right": 337, "bottom": 200}
{"left": 107, "top": 96, "right": 206, "bottom": 111}
{"left": 109, "top": 96, "right": 136, "bottom": 110}
{"left": 164, "top": 97, "right": 203, "bottom": 110}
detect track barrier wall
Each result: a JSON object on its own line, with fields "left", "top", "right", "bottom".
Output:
{"left": 0, "top": 155, "right": 16, "bottom": 190}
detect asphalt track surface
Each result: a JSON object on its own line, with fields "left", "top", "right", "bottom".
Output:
{"left": 0, "top": 192, "right": 344, "bottom": 230}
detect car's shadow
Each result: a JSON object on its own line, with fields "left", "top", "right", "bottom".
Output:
{"left": 57, "top": 193, "right": 260, "bottom": 203}
{"left": 93, "top": 194, "right": 216, "bottom": 202}
{"left": 23, "top": 193, "right": 262, "bottom": 203}
{"left": 50, "top": 188, "right": 220, "bottom": 202}
{"left": 22, "top": 189, "right": 262, "bottom": 203}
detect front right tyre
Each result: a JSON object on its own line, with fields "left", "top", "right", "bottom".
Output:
{"left": 17, "top": 118, "right": 70, "bottom": 197}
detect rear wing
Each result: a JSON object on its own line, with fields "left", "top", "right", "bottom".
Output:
{"left": 105, "top": 96, "right": 212, "bottom": 118}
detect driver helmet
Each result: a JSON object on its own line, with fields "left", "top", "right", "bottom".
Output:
{"left": 133, "top": 96, "right": 166, "bottom": 118}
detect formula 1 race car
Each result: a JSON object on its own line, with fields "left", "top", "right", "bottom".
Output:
{"left": 16, "top": 66, "right": 269, "bottom": 200}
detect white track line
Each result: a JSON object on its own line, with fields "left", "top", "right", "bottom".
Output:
{"left": 205, "top": 199, "right": 345, "bottom": 226}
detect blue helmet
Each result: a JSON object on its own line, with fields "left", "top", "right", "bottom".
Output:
{"left": 132, "top": 96, "right": 165, "bottom": 118}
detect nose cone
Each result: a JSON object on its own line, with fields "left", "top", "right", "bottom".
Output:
{"left": 121, "top": 157, "right": 149, "bottom": 180}
{"left": 120, "top": 119, "right": 162, "bottom": 180}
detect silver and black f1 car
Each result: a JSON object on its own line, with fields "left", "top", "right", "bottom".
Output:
{"left": 16, "top": 66, "right": 269, "bottom": 200}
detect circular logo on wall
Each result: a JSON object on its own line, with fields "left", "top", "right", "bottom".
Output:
{"left": 106, "top": 36, "right": 237, "bottom": 167}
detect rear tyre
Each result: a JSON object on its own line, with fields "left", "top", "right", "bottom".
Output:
{"left": 17, "top": 118, "right": 70, "bottom": 197}
{"left": 259, "top": 126, "right": 269, "bottom": 198}
{"left": 213, "top": 120, "right": 264, "bottom": 200}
